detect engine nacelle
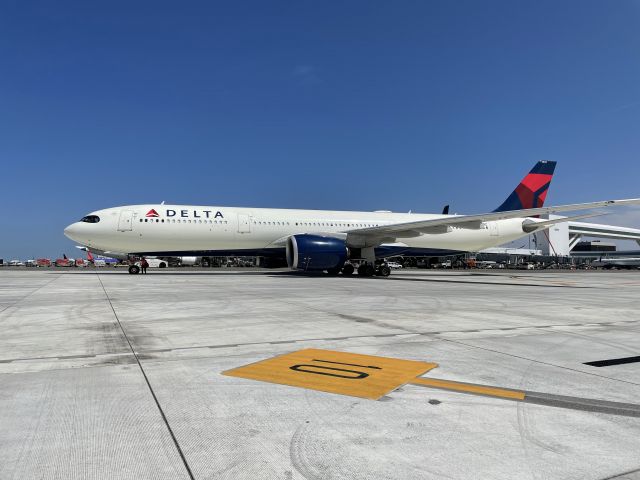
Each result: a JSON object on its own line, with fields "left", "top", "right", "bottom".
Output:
{"left": 286, "top": 234, "right": 347, "bottom": 271}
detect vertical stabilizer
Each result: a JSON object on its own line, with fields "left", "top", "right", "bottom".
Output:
{"left": 493, "top": 160, "right": 557, "bottom": 212}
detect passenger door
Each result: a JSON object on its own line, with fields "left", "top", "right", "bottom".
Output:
{"left": 118, "top": 210, "right": 134, "bottom": 231}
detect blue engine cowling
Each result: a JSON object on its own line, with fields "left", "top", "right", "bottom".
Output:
{"left": 286, "top": 234, "right": 347, "bottom": 271}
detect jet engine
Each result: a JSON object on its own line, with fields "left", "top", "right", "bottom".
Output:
{"left": 286, "top": 234, "right": 347, "bottom": 272}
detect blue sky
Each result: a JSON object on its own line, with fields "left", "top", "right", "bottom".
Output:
{"left": 1, "top": 1, "right": 640, "bottom": 259}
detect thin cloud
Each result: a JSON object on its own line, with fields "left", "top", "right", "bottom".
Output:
{"left": 610, "top": 100, "right": 640, "bottom": 113}
{"left": 292, "top": 65, "right": 322, "bottom": 84}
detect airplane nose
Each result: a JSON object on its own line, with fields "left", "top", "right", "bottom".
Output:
{"left": 64, "top": 223, "right": 79, "bottom": 241}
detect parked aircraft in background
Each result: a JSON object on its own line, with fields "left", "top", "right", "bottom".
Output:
{"left": 64, "top": 161, "right": 640, "bottom": 276}
{"left": 53, "top": 254, "right": 73, "bottom": 267}
{"left": 592, "top": 257, "right": 640, "bottom": 269}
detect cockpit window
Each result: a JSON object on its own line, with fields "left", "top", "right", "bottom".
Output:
{"left": 80, "top": 215, "right": 100, "bottom": 223}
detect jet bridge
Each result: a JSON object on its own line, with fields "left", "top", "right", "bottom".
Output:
{"left": 533, "top": 215, "right": 640, "bottom": 256}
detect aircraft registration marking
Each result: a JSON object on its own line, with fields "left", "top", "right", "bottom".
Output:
{"left": 222, "top": 348, "right": 438, "bottom": 400}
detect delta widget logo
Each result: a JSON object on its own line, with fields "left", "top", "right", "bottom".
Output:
{"left": 146, "top": 209, "right": 160, "bottom": 218}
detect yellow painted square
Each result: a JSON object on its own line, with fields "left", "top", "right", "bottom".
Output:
{"left": 222, "top": 348, "right": 438, "bottom": 400}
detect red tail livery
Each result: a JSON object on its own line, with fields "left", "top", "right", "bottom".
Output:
{"left": 493, "top": 160, "right": 556, "bottom": 212}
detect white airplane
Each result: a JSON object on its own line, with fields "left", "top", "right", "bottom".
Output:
{"left": 64, "top": 161, "right": 640, "bottom": 276}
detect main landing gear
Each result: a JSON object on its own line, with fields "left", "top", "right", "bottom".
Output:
{"left": 338, "top": 246, "right": 392, "bottom": 278}
{"left": 341, "top": 263, "right": 355, "bottom": 276}
{"left": 377, "top": 264, "right": 391, "bottom": 277}
{"left": 338, "top": 262, "right": 390, "bottom": 277}
{"left": 358, "top": 263, "right": 391, "bottom": 277}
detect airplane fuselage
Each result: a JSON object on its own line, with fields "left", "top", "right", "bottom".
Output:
{"left": 64, "top": 204, "right": 531, "bottom": 258}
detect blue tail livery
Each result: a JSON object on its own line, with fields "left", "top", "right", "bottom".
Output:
{"left": 493, "top": 160, "right": 557, "bottom": 212}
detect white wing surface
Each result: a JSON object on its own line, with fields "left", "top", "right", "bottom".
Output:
{"left": 346, "top": 198, "right": 640, "bottom": 240}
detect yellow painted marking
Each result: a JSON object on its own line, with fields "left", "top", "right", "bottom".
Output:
{"left": 410, "top": 377, "right": 525, "bottom": 400}
{"left": 223, "top": 348, "right": 438, "bottom": 400}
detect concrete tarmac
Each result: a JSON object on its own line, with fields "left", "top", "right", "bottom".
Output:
{"left": 1, "top": 268, "right": 640, "bottom": 479}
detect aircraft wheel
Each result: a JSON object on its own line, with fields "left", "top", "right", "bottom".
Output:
{"left": 128, "top": 265, "right": 140, "bottom": 275}
{"left": 358, "top": 264, "right": 375, "bottom": 277}
{"left": 342, "top": 264, "right": 354, "bottom": 276}
{"left": 326, "top": 267, "right": 340, "bottom": 276}
{"left": 377, "top": 265, "right": 391, "bottom": 277}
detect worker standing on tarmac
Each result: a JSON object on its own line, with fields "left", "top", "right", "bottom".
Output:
{"left": 140, "top": 257, "right": 149, "bottom": 274}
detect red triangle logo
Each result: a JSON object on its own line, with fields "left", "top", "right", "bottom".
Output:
{"left": 146, "top": 209, "right": 160, "bottom": 218}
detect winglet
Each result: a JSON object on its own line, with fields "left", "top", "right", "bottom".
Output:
{"left": 493, "top": 160, "right": 557, "bottom": 212}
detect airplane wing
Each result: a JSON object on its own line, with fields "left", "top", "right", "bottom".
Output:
{"left": 345, "top": 198, "right": 640, "bottom": 240}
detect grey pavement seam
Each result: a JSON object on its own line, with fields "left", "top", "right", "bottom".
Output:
{"left": 95, "top": 272, "right": 196, "bottom": 480}
{"left": 0, "top": 274, "right": 63, "bottom": 315}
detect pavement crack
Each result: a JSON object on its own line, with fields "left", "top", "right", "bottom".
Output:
{"left": 601, "top": 466, "right": 640, "bottom": 479}
{"left": 439, "top": 337, "right": 640, "bottom": 388}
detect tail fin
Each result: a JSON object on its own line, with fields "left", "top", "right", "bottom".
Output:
{"left": 87, "top": 251, "right": 94, "bottom": 262}
{"left": 493, "top": 160, "right": 557, "bottom": 212}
